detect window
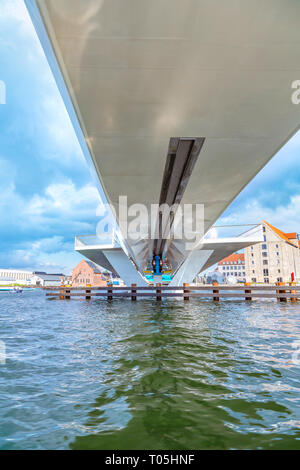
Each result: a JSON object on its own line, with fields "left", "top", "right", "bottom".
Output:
{"left": 262, "top": 252, "right": 268, "bottom": 257}
{"left": 276, "top": 244, "right": 279, "bottom": 248}
{"left": 252, "top": 278, "right": 257, "bottom": 282}
{"left": 263, "top": 260, "right": 268, "bottom": 265}
{"left": 276, "top": 252, "right": 279, "bottom": 256}
{"left": 251, "top": 253, "right": 254, "bottom": 257}
{"left": 277, "top": 259, "right": 280, "bottom": 265}
{"left": 262, "top": 244, "right": 267, "bottom": 250}
{"left": 263, "top": 235, "right": 267, "bottom": 242}
{"left": 263, "top": 269, "right": 269, "bottom": 276}
{"left": 263, "top": 226, "right": 266, "bottom": 232}
{"left": 251, "top": 246, "right": 253, "bottom": 250}
{"left": 264, "top": 278, "right": 269, "bottom": 284}
{"left": 252, "top": 270, "right": 255, "bottom": 274}
{"left": 277, "top": 277, "right": 283, "bottom": 283}
{"left": 278, "top": 269, "right": 281, "bottom": 273}
{"left": 252, "top": 261, "right": 254, "bottom": 265}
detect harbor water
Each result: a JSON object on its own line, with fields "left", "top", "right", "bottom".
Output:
{"left": 0, "top": 290, "right": 299, "bottom": 450}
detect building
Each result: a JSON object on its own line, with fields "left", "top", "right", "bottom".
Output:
{"left": 0, "top": 269, "right": 33, "bottom": 285}
{"left": 0, "top": 269, "right": 65, "bottom": 286}
{"left": 29, "top": 272, "right": 65, "bottom": 287}
{"left": 72, "top": 260, "right": 107, "bottom": 287}
{"left": 217, "top": 254, "right": 246, "bottom": 282}
{"left": 245, "top": 221, "right": 300, "bottom": 284}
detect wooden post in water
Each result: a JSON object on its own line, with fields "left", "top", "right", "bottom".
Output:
{"left": 212, "top": 281, "right": 219, "bottom": 302}
{"left": 131, "top": 283, "right": 137, "bottom": 301}
{"left": 289, "top": 282, "right": 297, "bottom": 302}
{"left": 65, "top": 288, "right": 71, "bottom": 300}
{"left": 276, "top": 282, "right": 286, "bottom": 302}
{"left": 183, "top": 283, "right": 190, "bottom": 301}
{"left": 244, "top": 282, "right": 252, "bottom": 301}
{"left": 107, "top": 283, "right": 113, "bottom": 301}
{"left": 85, "top": 284, "right": 91, "bottom": 300}
{"left": 156, "top": 283, "right": 162, "bottom": 301}
{"left": 59, "top": 285, "right": 65, "bottom": 300}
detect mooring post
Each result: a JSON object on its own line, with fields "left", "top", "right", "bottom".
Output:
{"left": 212, "top": 281, "right": 219, "bottom": 302}
{"left": 289, "top": 281, "right": 297, "bottom": 302}
{"left": 107, "top": 282, "right": 113, "bottom": 301}
{"left": 59, "top": 285, "right": 65, "bottom": 300}
{"left": 276, "top": 282, "right": 286, "bottom": 302}
{"left": 183, "top": 283, "right": 190, "bottom": 301}
{"left": 131, "top": 283, "right": 137, "bottom": 301}
{"left": 86, "top": 284, "right": 91, "bottom": 300}
{"left": 245, "top": 282, "right": 252, "bottom": 301}
{"left": 156, "top": 283, "right": 162, "bottom": 301}
{"left": 65, "top": 288, "right": 71, "bottom": 300}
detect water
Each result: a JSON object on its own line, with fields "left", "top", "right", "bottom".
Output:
{"left": 0, "top": 290, "right": 299, "bottom": 450}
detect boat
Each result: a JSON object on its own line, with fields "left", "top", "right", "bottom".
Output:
{"left": 0, "top": 287, "right": 23, "bottom": 293}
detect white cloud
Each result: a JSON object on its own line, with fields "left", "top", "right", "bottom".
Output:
{"left": 26, "top": 179, "right": 101, "bottom": 218}
{"left": 0, "top": 0, "right": 37, "bottom": 40}
{"left": 218, "top": 194, "right": 300, "bottom": 233}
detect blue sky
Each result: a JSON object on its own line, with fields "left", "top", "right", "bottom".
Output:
{"left": 0, "top": 0, "right": 300, "bottom": 274}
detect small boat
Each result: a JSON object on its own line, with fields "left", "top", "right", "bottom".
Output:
{"left": 0, "top": 286, "right": 23, "bottom": 293}
{"left": 11, "top": 287, "right": 23, "bottom": 293}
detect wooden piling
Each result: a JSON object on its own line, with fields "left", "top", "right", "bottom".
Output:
{"left": 212, "top": 281, "right": 219, "bottom": 301}
{"left": 245, "top": 282, "right": 252, "bottom": 301}
{"left": 156, "top": 283, "right": 162, "bottom": 301}
{"left": 85, "top": 284, "right": 91, "bottom": 300}
{"left": 131, "top": 283, "right": 137, "bottom": 301}
{"left": 107, "top": 283, "right": 113, "bottom": 301}
{"left": 59, "top": 285, "right": 65, "bottom": 300}
{"left": 183, "top": 283, "right": 190, "bottom": 301}
{"left": 276, "top": 282, "right": 286, "bottom": 302}
{"left": 289, "top": 282, "right": 297, "bottom": 302}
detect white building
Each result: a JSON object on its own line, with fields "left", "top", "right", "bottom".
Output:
{"left": 217, "top": 254, "right": 246, "bottom": 282}
{"left": 0, "top": 269, "right": 33, "bottom": 285}
{"left": 0, "top": 270, "right": 65, "bottom": 286}
{"left": 28, "top": 272, "right": 65, "bottom": 287}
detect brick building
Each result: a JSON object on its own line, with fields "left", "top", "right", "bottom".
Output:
{"left": 244, "top": 221, "right": 300, "bottom": 283}
{"left": 217, "top": 253, "right": 246, "bottom": 282}
{"left": 72, "top": 260, "right": 107, "bottom": 287}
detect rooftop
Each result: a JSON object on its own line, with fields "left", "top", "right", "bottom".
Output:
{"left": 218, "top": 253, "right": 245, "bottom": 265}
{"left": 263, "top": 221, "right": 299, "bottom": 248}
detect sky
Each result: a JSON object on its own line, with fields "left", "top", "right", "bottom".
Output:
{"left": 0, "top": 0, "right": 300, "bottom": 275}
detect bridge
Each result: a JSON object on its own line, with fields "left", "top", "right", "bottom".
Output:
{"left": 26, "top": 0, "right": 300, "bottom": 285}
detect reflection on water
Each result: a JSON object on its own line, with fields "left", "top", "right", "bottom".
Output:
{"left": 0, "top": 290, "right": 299, "bottom": 449}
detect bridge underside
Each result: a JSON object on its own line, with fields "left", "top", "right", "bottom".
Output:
{"left": 26, "top": 0, "right": 300, "bottom": 282}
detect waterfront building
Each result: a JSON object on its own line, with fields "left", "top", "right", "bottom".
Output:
{"left": 29, "top": 272, "right": 65, "bottom": 287}
{"left": 0, "top": 269, "right": 65, "bottom": 286}
{"left": 72, "top": 260, "right": 107, "bottom": 287}
{"left": 217, "top": 254, "right": 246, "bottom": 282}
{"left": 244, "top": 221, "right": 300, "bottom": 284}
{"left": 0, "top": 269, "right": 33, "bottom": 285}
